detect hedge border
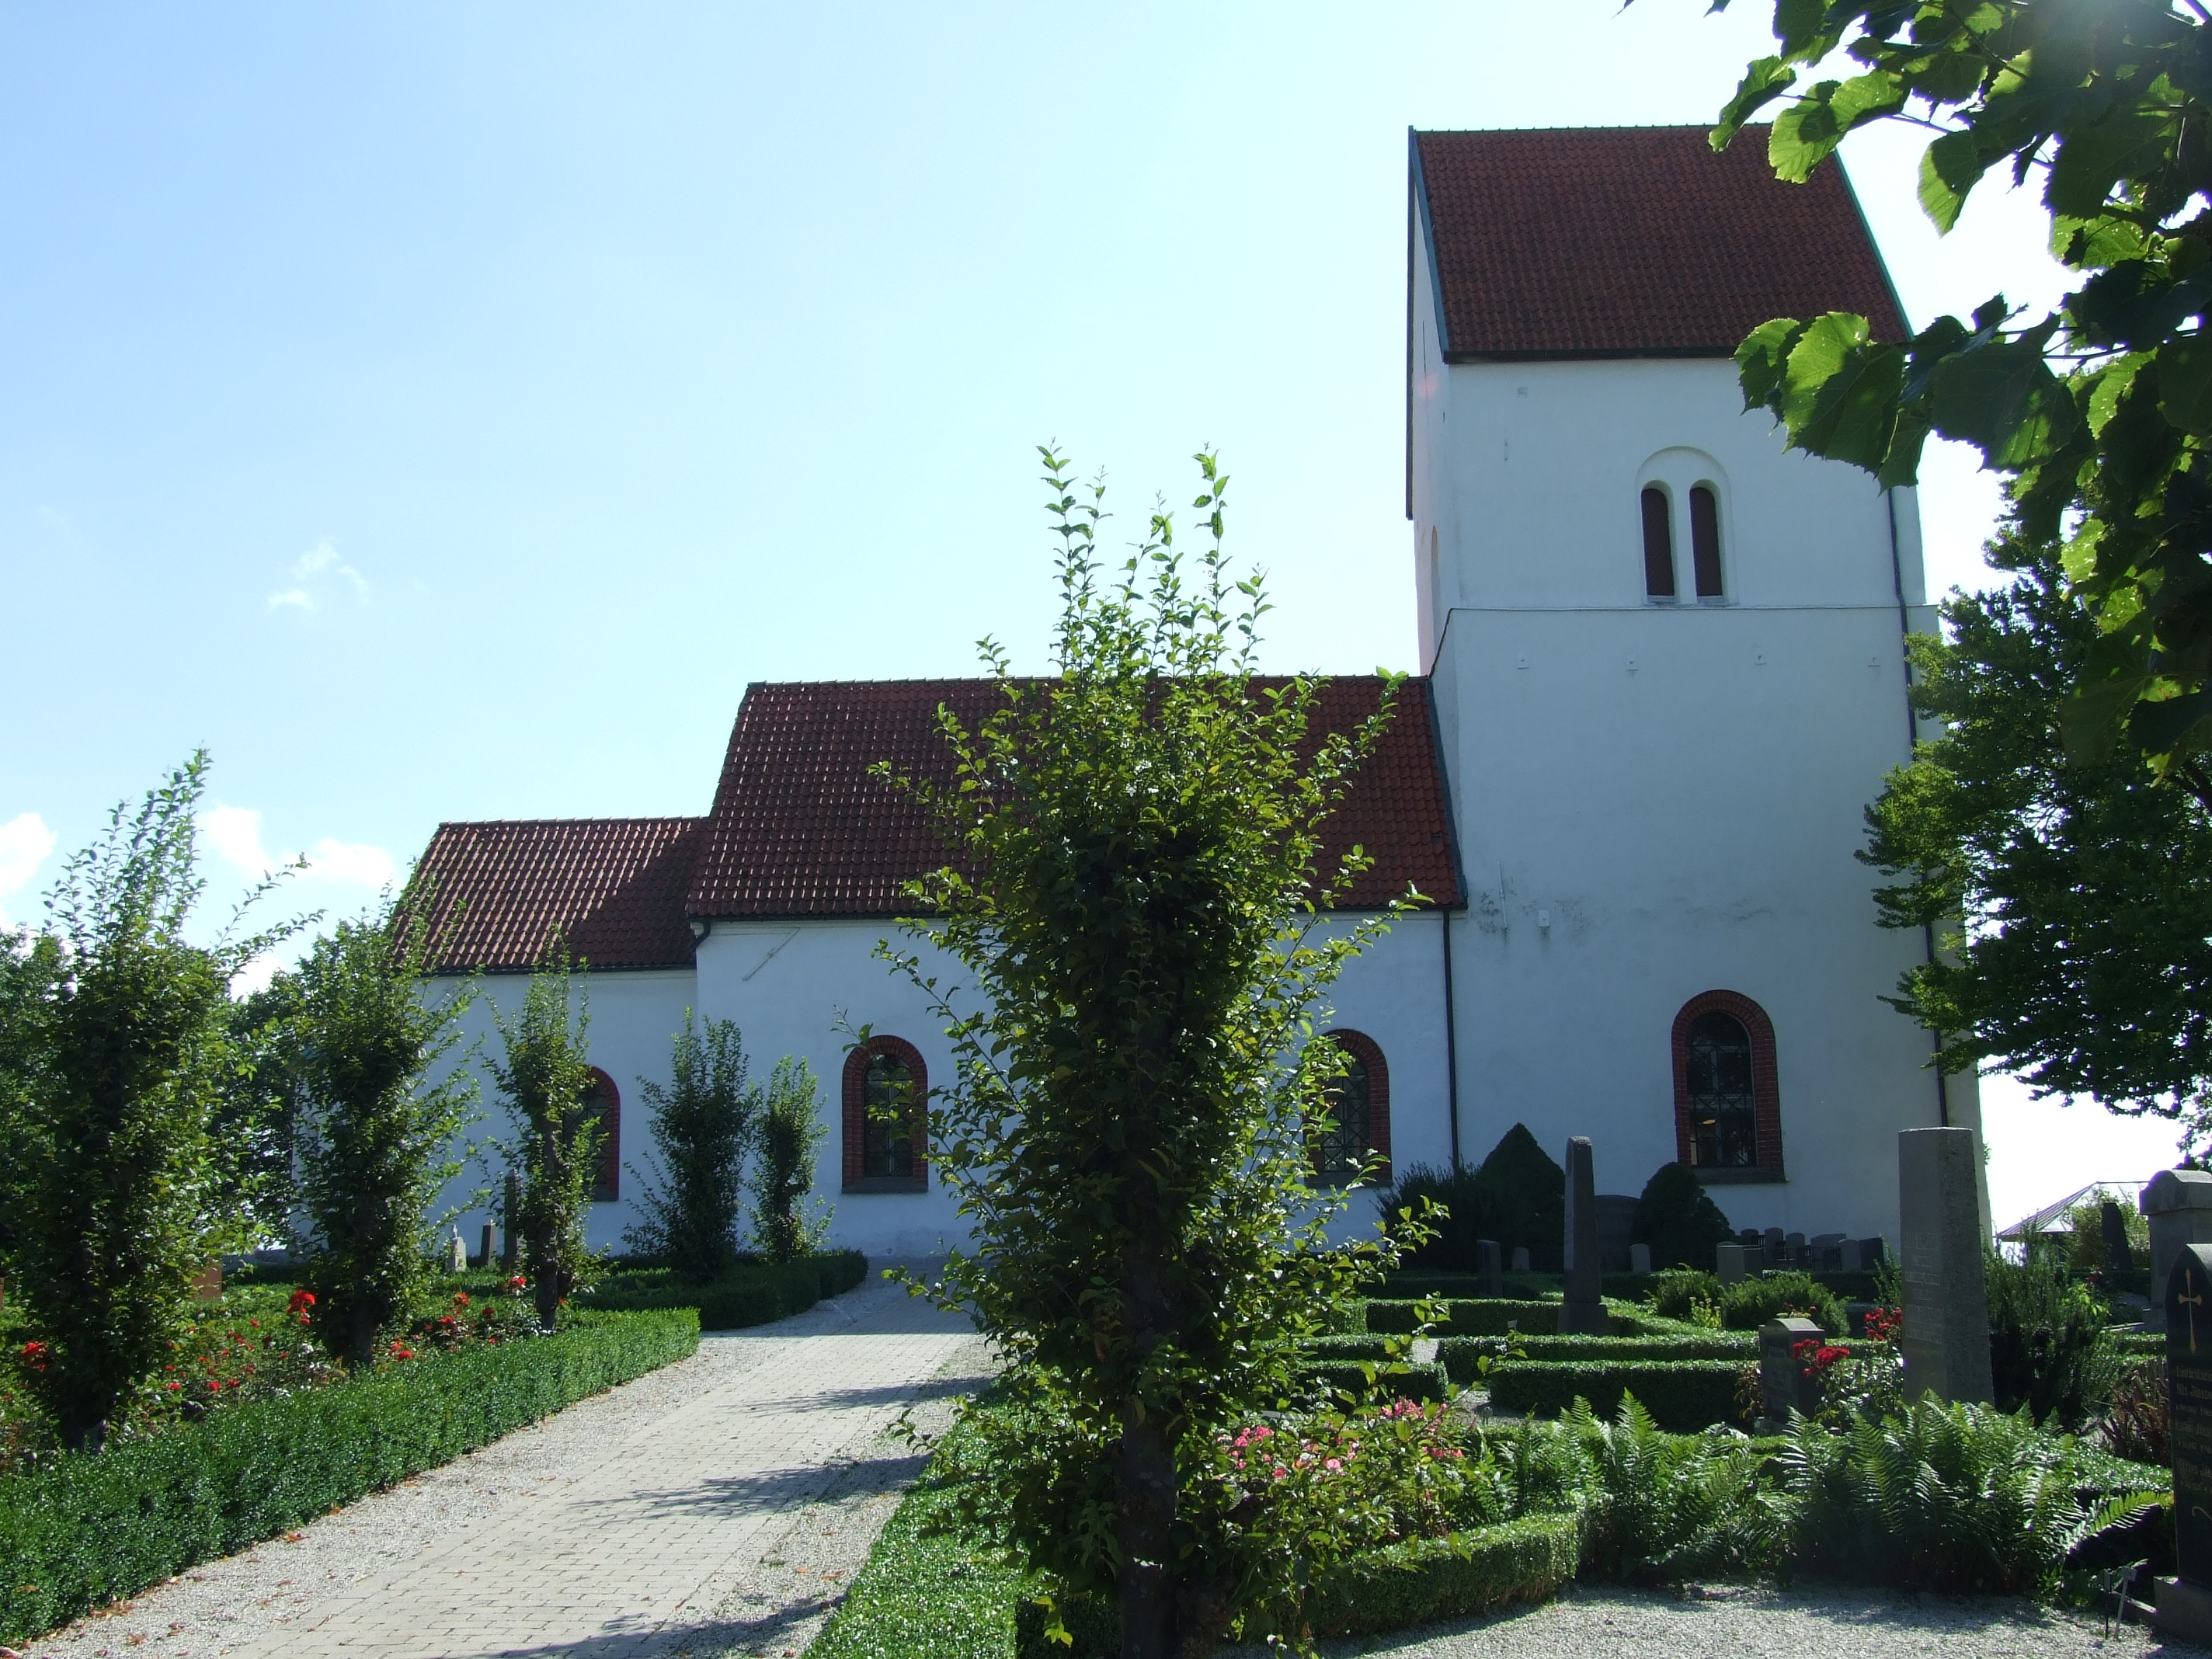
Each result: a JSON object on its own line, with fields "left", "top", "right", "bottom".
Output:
{"left": 580, "top": 1250, "right": 868, "bottom": 1330}
{"left": 1481, "top": 1360, "right": 1746, "bottom": 1431}
{"left": 1294, "top": 1361, "right": 1447, "bottom": 1403}
{"left": 1366, "top": 1299, "right": 1658, "bottom": 1338}
{"left": 1439, "top": 1332, "right": 1754, "bottom": 1383}
{"left": 0, "top": 1306, "right": 701, "bottom": 1645}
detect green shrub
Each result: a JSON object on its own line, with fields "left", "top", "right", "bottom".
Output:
{"left": 580, "top": 1251, "right": 866, "bottom": 1329}
{"left": 1272, "top": 1515, "right": 1582, "bottom": 1641}
{"left": 1482, "top": 1362, "right": 1747, "bottom": 1431}
{"left": 1646, "top": 1268, "right": 1721, "bottom": 1322}
{"left": 1630, "top": 1163, "right": 1735, "bottom": 1271}
{"left": 1376, "top": 1127, "right": 1565, "bottom": 1271}
{"left": 1295, "top": 1361, "right": 1447, "bottom": 1403}
{"left": 1439, "top": 1333, "right": 1753, "bottom": 1385}
{"left": 750, "top": 1056, "right": 831, "bottom": 1262}
{"left": 624, "top": 1014, "right": 753, "bottom": 1282}
{"left": 1568, "top": 1395, "right": 1782, "bottom": 1584}
{"left": 1366, "top": 1299, "right": 1654, "bottom": 1338}
{"left": 1986, "top": 1247, "right": 2121, "bottom": 1430}
{"left": 0, "top": 1307, "right": 698, "bottom": 1646}
{"left": 1297, "top": 1334, "right": 1396, "bottom": 1361}
{"left": 1718, "top": 1271, "right": 1845, "bottom": 1335}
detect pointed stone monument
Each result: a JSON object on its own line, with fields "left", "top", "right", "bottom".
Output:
{"left": 1897, "top": 1126, "right": 1991, "bottom": 1402}
{"left": 1558, "top": 1137, "right": 1609, "bottom": 1335}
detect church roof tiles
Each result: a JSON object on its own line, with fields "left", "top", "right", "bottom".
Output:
{"left": 413, "top": 676, "right": 1461, "bottom": 971}
{"left": 1414, "top": 125, "right": 1907, "bottom": 360}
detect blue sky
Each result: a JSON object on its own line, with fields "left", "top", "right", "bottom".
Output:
{"left": 0, "top": 2, "right": 2180, "bottom": 1222}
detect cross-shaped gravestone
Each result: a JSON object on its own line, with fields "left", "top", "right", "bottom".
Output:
{"left": 2155, "top": 1243, "right": 2212, "bottom": 1643}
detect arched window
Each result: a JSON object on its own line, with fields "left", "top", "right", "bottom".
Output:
{"left": 1670, "top": 991, "right": 1783, "bottom": 1181}
{"left": 842, "top": 1035, "right": 927, "bottom": 1192}
{"left": 1309, "top": 1029, "right": 1391, "bottom": 1187}
{"left": 1640, "top": 486, "right": 1676, "bottom": 598}
{"left": 1689, "top": 485, "right": 1723, "bottom": 597}
{"left": 580, "top": 1067, "right": 620, "bottom": 1203}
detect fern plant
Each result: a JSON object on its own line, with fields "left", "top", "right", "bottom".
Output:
{"left": 1565, "top": 1395, "right": 1785, "bottom": 1584}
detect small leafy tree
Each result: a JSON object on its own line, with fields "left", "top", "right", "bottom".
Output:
{"left": 1630, "top": 1163, "right": 1736, "bottom": 1271}
{"left": 6, "top": 755, "right": 294, "bottom": 1449}
{"left": 750, "top": 1056, "right": 829, "bottom": 1263}
{"left": 624, "top": 1012, "right": 752, "bottom": 1282}
{"left": 294, "top": 896, "right": 477, "bottom": 1367}
{"left": 883, "top": 448, "right": 1415, "bottom": 1654}
{"left": 1671, "top": 2, "right": 2212, "bottom": 777}
{"left": 214, "top": 978, "right": 308, "bottom": 1247}
{"left": 490, "top": 956, "right": 602, "bottom": 1330}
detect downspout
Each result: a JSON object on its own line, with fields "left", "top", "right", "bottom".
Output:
{"left": 1442, "top": 909, "right": 1460, "bottom": 1170}
{"left": 1887, "top": 488, "right": 1950, "bottom": 1128}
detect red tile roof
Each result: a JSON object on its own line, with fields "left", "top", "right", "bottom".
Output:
{"left": 411, "top": 679, "right": 1462, "bottom": 972}
{"left": 1414, "top": 126, "right": 1907, "bottom": 360}
{"left": 412, "top": 817, "right": 704, "bottom": 973}
{"left": 687, "top": 676, "right": 1461, "bottom": 917}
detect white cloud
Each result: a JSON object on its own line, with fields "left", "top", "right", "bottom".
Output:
{"left": 266, "top": 539, "right": 370, "bottom": 613}
{"left": 0, "top": 811, "right": 58, "bottom": 927}
{"left": 307, "top": 837, "right": 397, "bottom": 888}
{"left": 230, "top": 952, "right": 282, "bottom": 997}
{"left": 201, "top": 802, "right": 277, "bottom": 878}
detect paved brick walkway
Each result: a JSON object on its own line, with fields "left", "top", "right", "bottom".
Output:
{"left": 27, "top": 1267, "right": 987, "bottom": 1659}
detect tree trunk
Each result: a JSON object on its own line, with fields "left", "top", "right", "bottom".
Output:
{"left": 1115, "top": 1405, "right": 1179, "bottom": 1659}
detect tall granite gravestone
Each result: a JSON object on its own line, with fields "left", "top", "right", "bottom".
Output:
{"left": 478, "top": 1222, "right": 496, "bottom": 1270}
{"left": 1715, "top": 1242, "right": 1749, "bottom": 1285}
{"left": 1898, "top": 1127, "right": 1992, "bottom": 1401}
{"left": 1595, "top": 1195, "right": 1639, "bottom": 1273}
{"left": 2144, "top": 1170, "right": 2212, "bottom": 1330}
{"left": 1559, "top": 1137, "right": 1609, "bottom": 1334}
{"left": 2153, "top": 1243, "right": 2212, "bottom": 1643}
{"left": 1759, "top": 1316, "right": 1824, "bottom": 1424}
{"left": 2102, "top": 1198, "right": 2134, "bottom": 1273}
{"left": 1477, "top": 1239, "right": 1504, "bottom": 1297}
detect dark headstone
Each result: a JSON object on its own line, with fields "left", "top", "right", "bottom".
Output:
{"left": 1595, "top": 1195, "right": 1638, "bottom": 1273}
{"left": 1715, "top": 1241, "right": 1749, "bottom": 1284}
{"left": 478, "top": 1222, "right": 496, "bottom": 1269}
{"left": 1558, "top": 1137, "right": 1609, "bottom": 1335}
{"left": 1898, "top": 1127, "right": 1992, "bottom": 1402}
{"left": 1476, "top": 1238, "right": 1504, "bottom": 1297}
{"left": 2103, "top": 1199, "right": 2134, "bottom": 1274}
{"left": 503, "top": 1171, "right": 522, "bottom": 1271}
{"left": 1759, "top": 1316, "right": 1824, "bottom": 1424}
{"left": 1858, "top": 1236, "right": 1887, "bottom": 1270}
{"left": 1510, "top": 1245, "right": 1531, "bottom": 1273}
{"left": 2156, "top": 1243, "right": 2212, "bottom": 1643}
{"left": 1786, "top": 1230, "right": 1807, "bottom": 1264}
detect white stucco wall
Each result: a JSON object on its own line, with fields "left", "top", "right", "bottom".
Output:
{"left": 1407, "top": 339, "right": 1981, "bottom": 1243}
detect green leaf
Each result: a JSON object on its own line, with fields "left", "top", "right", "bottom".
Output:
{"left": 2155, "top": 335, "right": 2212, "bottom": 436}
{"left": 1769, "top": 82, "right": 1845, "bottom": 183}
{"left": 1792, "top": 332, "right": 1907, "bottom": 473}
{"left": 1918, "top": 130, "right": 1984, "bottom": 235}
{"left": 1736, "top": 316, "right": 1807, "bottom": 413}
{"left": 1713, "top": 57, "right": 1796, "bottom": 149}
{"left": 1926, "top": 336, "right": 2078, "bottom": 468}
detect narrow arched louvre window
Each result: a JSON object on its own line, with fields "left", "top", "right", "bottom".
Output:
{"left": 1310, "top": 1047, "right": 1372, "bottom": 1186}
{"left": 862, "top": 1050, "right": 916, "bottom": 1179}
{"left": 1690, "top": 485, "right": 1723, "bottom": 597}
{"left": 1641, "top": 486, "right": 1675, "bottom": 597}
{"left": 580, "top": 1069, "right": 620, "bottom": 1202}
{"left": 1684, "top": 1011, "right": 1756, "bottom": 1167}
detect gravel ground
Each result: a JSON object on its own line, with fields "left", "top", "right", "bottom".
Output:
{"left": 1228, "top": 1581, "right": 2192, "bottom": 1659}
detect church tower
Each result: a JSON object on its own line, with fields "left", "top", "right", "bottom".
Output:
{"left": 1409, "top": 127, "right": 1978, "bottom": 1239}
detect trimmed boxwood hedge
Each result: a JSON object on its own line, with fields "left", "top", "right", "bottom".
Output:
{"left": 1295, "top": 1360, "right": 1447, "bottom": 1403}
{"left": 1481, "top": 1359, "right": 1745, "bottom": 1431}
{"left": 579, "top": 1250, "right": 868, "bottom": 1329}
{"left": 1012, "top": 1511, "right": 1582, "bottom": 1655}
{"left": 1439, "top": 1332, "right": 1754, "bottom": 1384}
{"left": 0, "top": 1306, "right": 700, "bottom": 1647}
{"left": 1366, "top": 1299, "right": 1655, "bottom": 1338}
{"left": 1296, "top": 1334, "right": 1399, "bottom": 1361}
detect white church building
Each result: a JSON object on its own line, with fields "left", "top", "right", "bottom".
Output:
{"left": 417, "top": 126, "right": 1977, "bottom": 1259}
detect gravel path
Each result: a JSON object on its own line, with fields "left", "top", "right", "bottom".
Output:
{"left": 1237, "top": 1581, "right": 2189, "bottom": 1659}
{"left": 20, "top": 1267, "right": 990, "bottom": 1659}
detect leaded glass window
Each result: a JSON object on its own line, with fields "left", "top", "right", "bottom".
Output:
{"left": 1311, "top": 1050, "right": 1372, "bottom": 1186}
{"left": 863, "top": 1052, "right": 916, "bottom": 1179}
{"left": 1685, "top": 1010, "right": 1756, "bottom": 1167}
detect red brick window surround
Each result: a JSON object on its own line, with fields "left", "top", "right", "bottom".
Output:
{"left": 1310, "top": 1029, "right": 1392, "bottom": 1187}
{"left": 583, "top": 1066, "right": 621, "bottom": 1203}
{"left": 842, "top": 1035, "right": 928, "bottom": 1194}
{"left": 1671, "top": 990, "right": 1783, "bottom": 1183}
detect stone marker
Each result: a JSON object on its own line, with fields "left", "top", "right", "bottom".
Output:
{"left": 1476, "top": 1238, "right": 1504, "bottom": 1297}
{"left": 1629, "top": 1242, "right": 1652, "bottom": 1275}
{"left": 1762, "top": 1226, "right": 1786, "bottom": 1271}
{"left": 478, "top": 1222, "right": 496, "bottom": 1269}
{"left": 2102, "top": 1198, "right": 2134, "bottom": 1273}
{"left": 503, "top": 1172, "right": 523, "bottom": 1271}
{"left": 1786, "top": 1230, "right": 1807, "bottom": 1264}
{"left": 1510, "top": 1246, "right": 1531, "bottom": 1273}
{"left": 445, "top": 1226, "right": 468, "bottom": 1274}
{"left": 2144, "top": 1171, "right": 2212, "bottom": 1330}
{"left": 1859, "top": 1236, "right": 1887, "bottom": 1270}
{"left": 1897, "top": 1126, "right": 1992, "bottom": 1402}
{"left": 1558, "top": 1137, "right": 1609, "bottom": 1334}
{"left": 1810, "top": 1232, "right": 1845, "bottom": 1271}
{"left": 1595, "top": 1195, "right": 1639, "bottom": 1273}
{"left": 2154, "top": 1243, "right": 2212, "bottom": 1644}
{"left": 193, "top": 1260, "right": 222, "bottom": 1302}
{"left": 1715, "top": 1241, "right": 1748, "bottom": 1284}
{"left": 1839, "top": 1237, "right": 1864, "bottom": 1273}
{"left": 1759, "top": 1315, "right": 1824, "bottom": 1424}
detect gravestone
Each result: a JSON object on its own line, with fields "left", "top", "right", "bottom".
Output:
{"left": 445, "top": 1227, "right": 467, "bottom": 1274}
{"left": 193, "top": 1261, "right": 222, "bottom": 1302}
{"left": 1810, "top": 1232, "right": 1845, "bottom": 1271}
{"left": 2154, "top": 1243, "right": 2212, "bottom": 1643}
{"left": 1897, "top": 1127, "right": 1992, "bottom": 1402}
{"left": 2102, "top": 1198, "right": 2134, "bottom": 1273}
{"left": 1786, "top": 1231, "right": 1807, "bottom": 1265}
{"left": 1758, "top": 1315, "right": 1824, "bottom": 1424}
{"left": 1476, "top": 1239, "right": 1504, "bottom": 1297}
{"left": 1510, "top": 1246, "right": 1531, "bottom": 1273}
{"left": 1595, "top": 1195, "right": 1639, "bottom": 1273}
{"left": 2144, "top": 1171, "right": 2212, "bottom": 1329}
{"left": 1839, "top": 1237, "right": 1864, "bottom": 1273}
{"left": 1715, "top": 1241, "right": 1749, "bottom": 1284}
{"left": 1558, "top": 1137, "right": 1609, "bottom": 1334}
{"left": 1762, "top": 1227, "right": 1786, "bottom": 1271}
{"left": 1858, "top": 1236, "right": 1887, "bottom": 1271}
{"left": 478, "top": 1222, "right": 496, "bottom": 1270}
{"left": 502, "top": 1172, "right": 522, "bottom": 1271}
{"left": 1629, "top": 1242, "right": 1652, "bottom": 1275}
